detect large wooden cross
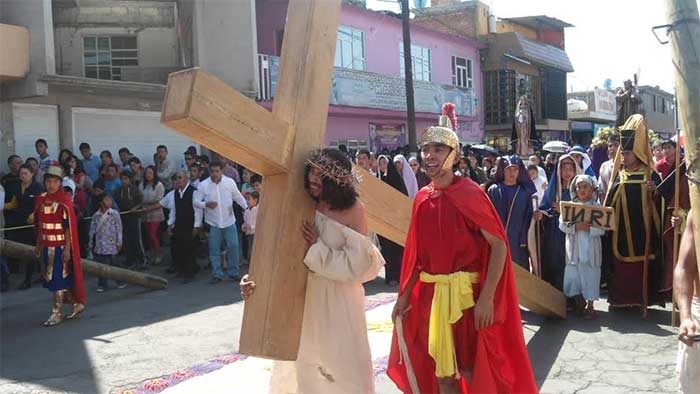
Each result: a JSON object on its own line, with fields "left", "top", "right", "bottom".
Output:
{"left": 161, "top": 0, "right": 565, "bottom": 361}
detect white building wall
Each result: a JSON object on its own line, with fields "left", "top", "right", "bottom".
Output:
{"left": 55, "top": 27, "right": 178, "bottom": 78}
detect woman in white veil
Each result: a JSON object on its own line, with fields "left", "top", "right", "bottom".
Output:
{"left": 393, "top": 154, "right": 418, "bottom": 198}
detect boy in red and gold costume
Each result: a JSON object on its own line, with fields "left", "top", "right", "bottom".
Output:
{"left": 387, "top": 104, "right": 537, "bottom": 393}
{"left": 35, "top": 162, "right": 86, "bottom": 326}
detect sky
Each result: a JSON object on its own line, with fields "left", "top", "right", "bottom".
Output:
{"left": 367, "top": 0, "right": 700, "bottom": 93}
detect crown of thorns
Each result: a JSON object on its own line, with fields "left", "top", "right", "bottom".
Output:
{"left": 307, "top": 150, "right": 361, "bottom": 187}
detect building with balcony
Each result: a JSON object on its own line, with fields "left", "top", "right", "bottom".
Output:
{"left": 638, "top": 85, "right": 676, "bottom": 139}
{"left": 256, "top": 0, "right": 485, "bottom": 152}
{"left": 567, "top": 88, "right": 616, "bottom": 146}
{"left": 1, "top": 0, "right": 259, "bottom": 172}
{"left": 415, "top": 0, "right": 575, "bottom": 150}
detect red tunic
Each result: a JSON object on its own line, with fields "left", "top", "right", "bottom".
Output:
{"left": 387, "top": 176, "right": 537, "bottom": 393}
{"left": 35, "top": 190, "right": 86, "bottom": 304}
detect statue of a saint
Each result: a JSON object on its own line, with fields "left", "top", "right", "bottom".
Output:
{"left": 615, "top": 79, "right": 643, "bottom": 127}
{"left": 511, "top": 96, "right": 536, "bottom": 156}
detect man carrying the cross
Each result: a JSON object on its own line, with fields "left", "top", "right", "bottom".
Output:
{"left": 387, "top": 104, "right": 536, "bottom": 393}
{"left": 240, "top": 148, "right": 385, "bottom": 392}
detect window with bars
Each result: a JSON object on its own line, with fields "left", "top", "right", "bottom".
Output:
{"left": 484, "top": 70, "right": 516, "bottom": 125}
{"left": 400, "top": 43, "right": 431, "bottom": 82}
{"left": 83, "top": 36, "right": 138, "bottom": 81}
{"left": 451, "top": 56, "right": 473, "bottom": 89}
{"left": 335, "top": 26, "right": 366, "bottom": 71}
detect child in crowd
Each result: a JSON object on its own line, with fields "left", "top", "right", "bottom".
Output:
{"left": 241, "top": 191, "right": 259, "bottom": 264}
{"left": 240, "top": 169, "right": 254, "bottom": 196}
{"left": 250, "top": 174, "right": 262, "bottom": 194}
{"left": 559, "top": 175, "right": 605, "bottom": 319}
{"left": 89, "top": 193, "right": 125, "bottom": 292}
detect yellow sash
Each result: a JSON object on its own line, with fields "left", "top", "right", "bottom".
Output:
{"left": 420, "top": 270, "right": 480, "bottom": 378}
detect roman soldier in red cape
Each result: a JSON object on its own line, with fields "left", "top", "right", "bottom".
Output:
{"left": 34, "top": 162, "right": 86, "bottom": 326}
{"left": 387, "top": 104, "right": 537, "bottom": 393}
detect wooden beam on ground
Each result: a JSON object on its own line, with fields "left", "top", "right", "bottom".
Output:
{"left": 513, "top": 263, "right": 566, "bottom": 318}
{"left": 161, "top": 68, "right": 293, "bottom": 177}
{"left": 1, "top": 239, "right": 168, "bottom": 290}
{"left": 238, "top": 0, "right": 343, "bottom": 360}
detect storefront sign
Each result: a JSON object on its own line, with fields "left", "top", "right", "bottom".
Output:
{"left": 331, "top": 68, "right": 474, "bottom": 116}
{"left": 369, "top": 122, "right": 406, "bottom": 151}
{"left": 593, "top": 88, "right": 616, "bottom": 115}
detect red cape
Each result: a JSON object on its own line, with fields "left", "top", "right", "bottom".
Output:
{"left": 35, "top": 190, "right": 86, "bottom": 305}
{"left": 387, "top": 177, "right": 537, "bottom": 393}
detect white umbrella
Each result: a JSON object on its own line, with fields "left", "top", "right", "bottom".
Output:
{"left": 543, "top": 141, "right": 570, "bottom": 153}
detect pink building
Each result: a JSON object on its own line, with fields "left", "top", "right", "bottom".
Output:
{"left": 256, "top": 0, "right": 485, "bottom": 152}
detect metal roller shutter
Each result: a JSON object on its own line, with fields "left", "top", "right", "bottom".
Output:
{"left": 71, "top": 107, "right": 197, "bottom": 169}
{"left": 12, "top": 103, "right": 60, "bottom": 161}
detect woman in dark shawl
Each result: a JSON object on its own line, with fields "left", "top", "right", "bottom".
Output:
{"left": 486, "top": 156, "right": 536, "bottom": 269}
{"left": 538, "top": 154, "right": 582, "bottom": 290}
{"left": 377, "top": 155, "right": 407, "bottom": 286}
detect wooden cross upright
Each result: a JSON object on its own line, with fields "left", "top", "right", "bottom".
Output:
{"left": 161, "top": 0, "right": 565, "bottom": 361}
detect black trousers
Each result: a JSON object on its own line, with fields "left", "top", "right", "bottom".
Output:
{"left": 379, "top": 236, "right": 403, "bottom": 284}
{"left": 122, "top": 214, "right": 144, "bottom": 266}
{"left": 172, "top": 229, "right": 197, "bottom": 277}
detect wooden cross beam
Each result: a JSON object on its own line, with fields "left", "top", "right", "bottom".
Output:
{"left": 161, "top": 0, "right": 565, "bottom": 361}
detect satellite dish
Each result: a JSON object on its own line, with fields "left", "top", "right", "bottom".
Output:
{"left": 604, "top": 79, "right": 613, "bottom": 90}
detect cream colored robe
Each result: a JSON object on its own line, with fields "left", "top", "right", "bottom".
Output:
{"left": 270, "top": 211, "right": 385, "bottom": 394}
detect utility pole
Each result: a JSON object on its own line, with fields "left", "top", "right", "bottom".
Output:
{"left": 664, "top": 0, "right": 700, "bottom": 274}
{"left": 400, "top": 0, "right": 417, "bottom": 150}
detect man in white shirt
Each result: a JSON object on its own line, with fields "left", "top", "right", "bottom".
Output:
{"left": 598, "top": 134, "right": 620, "bottom": 202}
{"left": 195, "top": 160, "right": 248, "bottom": 283}
{"left": 159, "top": 171, "right": 202, "bottom": 283}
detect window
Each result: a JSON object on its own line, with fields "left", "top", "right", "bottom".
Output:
{"left": 400, "top": 43, "right": 431, "bottom": 81}
{"left": 83, "top": 36, "right": 138, "bottom": 81}
{"left": 661, "top": 97, "right": 666, "bottom": 114}
{"left": 335, "top": 26, "right": 365, "bottom": 71}
{"left": 484, "top": 70, "right": 516, "bottom": 125}
{"left": 451, "top": 56, "right": 473, "bottom": 89}
{"left": 328, "top": 139, "right": 368, "bottom": 150}
{"left": 652, "top": 95, "right": 657, "bottom": 112}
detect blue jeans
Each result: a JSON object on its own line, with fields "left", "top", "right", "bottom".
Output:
{"left": 208, "top": 224, "right": 240, "bottom": 279}
{"left": 94, "top": 253, "right": 120, "bottom": 288}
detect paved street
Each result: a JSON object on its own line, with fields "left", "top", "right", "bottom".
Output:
{"left": 0, "top": 263, "right": 681, "bottom": 394}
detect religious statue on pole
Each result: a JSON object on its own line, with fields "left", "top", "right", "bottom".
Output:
{"left": 615, "top": 78, "right": 643, "bottom": 127}
{"left": 511, "top": 95, "right": 538, "bottom": 157}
